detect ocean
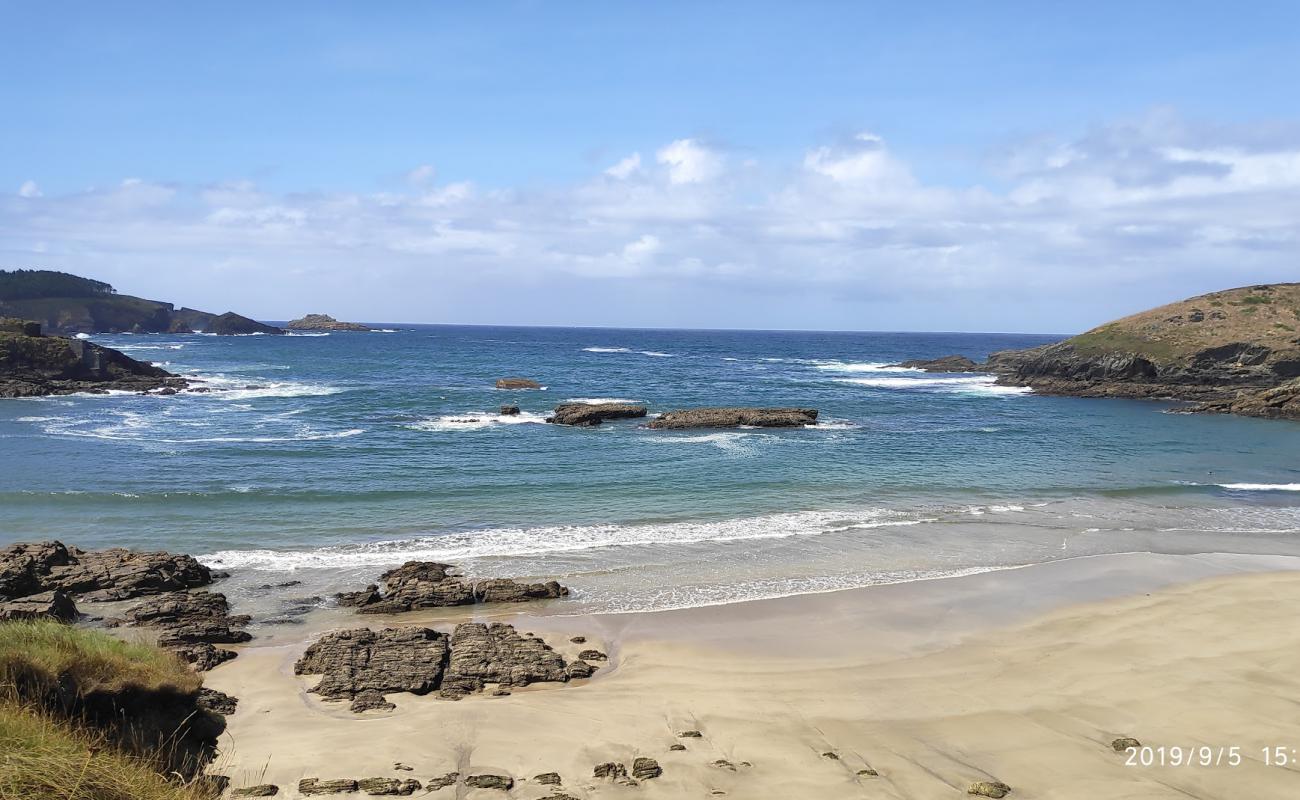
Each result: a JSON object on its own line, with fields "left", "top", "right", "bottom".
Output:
{"left": 3, "top": 325, "right": 1300, "bottom": 620}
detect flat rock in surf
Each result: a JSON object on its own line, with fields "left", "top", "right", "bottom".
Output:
{"left": 496, "top": 377, "right": 542, "bottom": 389}
{"left": 337, "top": 560, "right": 569, "bottom": 613}
{"left": 646, "top": 407, "right": 818, "bottom": 429}
{"left": 892, "top": 355, "right": 983, "bottom": 372}
{"left": 546, "top": 401, "right": 647, "bottom": 426}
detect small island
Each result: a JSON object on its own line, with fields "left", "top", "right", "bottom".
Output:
{"left": 285, "top": 313, "right": 371, "bottom": 332}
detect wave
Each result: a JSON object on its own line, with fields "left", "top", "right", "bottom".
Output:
{"left": 184, "top": 376, "right": 343, "bottom": 400}
{"left": 641, "top": 351, "right": 673, "bottom": 357}
{"left": 33, "top": 414, "right": 364, "bottom": 444}
{"left": 583, "top": 346, "right": 630, "bottom": 353}
{"left": 563, "top": 397, "right": 639, "bottom": 405}
{"left": 813, "top": 360, "right": 914, "bottom": 373}
{"left": 1216, "top": 483, "right": 1300, "bottom": 492}
{"left": 74, "top": 333, "right": 92, "bottom": 340}
{"left": 197, "top": 508, "right": 932, "bottom": 570}
{"left": 284, "top": 332, "right": 330, "bottom": 337}
{"left": 371, "top": 329, "right": 399, "bottom": 333}
{"left": 406, "top": 411, "right": 550, "bottom": 432}
{"left": 642, "top": 431, "right": 770, "bottom": 454}
{"left": 836, "top": 375, "right": 1032, "bottom": 396}
{"left": 110, "top": 343, "right": 186, "bottom": 352}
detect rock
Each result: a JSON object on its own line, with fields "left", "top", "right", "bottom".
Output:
{"left": 0, "top": 590, "right": 78, "bottom": 622}
{"left": 350, "top": 690, "right": 396, "bottom": 713}
{"left": 712, "top": 760, "right": 737, "bottom": 771}
{"left": 893, "top": 355, "right": 982, "bottom": 372}
{"left": 534, "top": 772, "right": 562, "bottom": 785}
{"left": 499, "top": 404, "right": 521, "bottom": 415}
{"left": 393, "top": 764, "right": 413, "bottom": 772}
{"left": 0, "top": 541, "right": 213, "bottom": 603}
{"left": 678, "top": 729, "right": 703, "bottom": 738}
{"left": 577, "top": 648, "right": 607, "bottom": 661}
{"left": 565, "top": 660, "right": 597, "bottom": 679}
{"left": 1111, "top": 736, "right": 1142, "bottom": 752}
{"left": 172, "top": 642, "right": 237, "bottom": 672}
{"left": 1186, "top": 377, "right": 1300, "bottom": 420}
{"left": 546, "top": 402, "right": 647, "bottom": 427}
{"left": 569, "top": 635, "right": 586, "bottom": 643}
{"left": 821, "top": 751, "right": 840, "bottom": 760}
{"left": 426, "top": 773, "right": 459, "bottom": 790}
{"left": 339, "top": 561, "right": 568, "bottom": 613}
{"left": 632, "top": 757, "right": 662, "bottom": 780}
{"left": 441, "top": 622, "right": 570, "bottom": 696}
{"left": 196, "top": 687, "right": 238, "bottom": 716}
{"left": 647, "top": 407, "right": 818, "bottom": 429}
{"left": 496, "top": 377, "right": 542, "bottom": 389}
{"left": 295, "top": 627, "right": 449, "bottom": 704}
{"left": 593, "top": 762, "right": 628, "bottom": 780}
{"left": 857, "top": 768, "right": 878, "bottom": 776}
{"left": 464, "top": 774, "right": 514, "bottom": 790}
{"left": 286, "top": 314, "right": 370, "bottom": 332}
{"left": 206, "top": 312, "right": 284, "bottom": 336}
{"left": 358, "top": 777, "right": 421, "bottom": 795}
{"left": 232, "top": 786, "right": 279, "bottom": 797}
{"left": 968, "top": 781, "right": 1012, "bottom": 798}
{"left": 0, "top": 325, "right": 187, "bottom": 397}
{"left": 669, "top": 744, "right": 687, "bottom": 751}
{"left": 299, "top": 778, "right": 359, "bottom": 795}
{"left": 125, "top": 591, "right": 251, "bottom": 646}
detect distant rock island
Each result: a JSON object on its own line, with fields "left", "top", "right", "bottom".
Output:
{"left": 901, "top": 283, "right": 1300, "bottom": 420}
{"left": 0, "top": 269, "right": 282, "bottom": 335}
{"left": 0, "top": 318, "right": 185, "bottom": 397}
{"left": 286, "top": 313, "right": 370, "bottom": 332}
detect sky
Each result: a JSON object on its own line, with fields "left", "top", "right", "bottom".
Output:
{"left": 2, "top": 1, "right": 1299, "bottom": 332}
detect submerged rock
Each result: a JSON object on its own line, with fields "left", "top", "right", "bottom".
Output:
{"left": 499, "top": 403, "right": 521, "bottom": 415}
{"left": 546, "top": 402, "right": 647, "bottom": 427}
{"left": 646, "top": 407, "right": 818, "bottom": 429}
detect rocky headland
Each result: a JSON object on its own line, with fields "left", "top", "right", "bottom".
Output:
{"left": 646, "top": 407, "right": 819, "bottom": 429}
{"left": 0, "top": 318, "right": 187, "bottom": 397}
{"left": 286, "top": 313, "right": 371, "bottom": 332}
{"left": 206, "top": 312, "right": 284, "bottom": 335}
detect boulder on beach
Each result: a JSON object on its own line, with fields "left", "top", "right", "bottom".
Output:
{"left": 496, "top": 377, "right": 542, "bottom": 389}
{"left": 0, "top": 540, "right": 213, "bottom": 602}
{"left": 646, "top": 407, "right": 818, "bottom": 429}
{"left": 336, "top": 561, "right": 568, "bottom": 613}
{"left": 546, "top": 402, "right": 647, "bottom": 427}
{"left": 0, "top": 590, "right": 78, "bottom": 622}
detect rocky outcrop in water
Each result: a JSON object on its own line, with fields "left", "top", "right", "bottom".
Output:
{"left": 0, "top": 320, "right": 186, "bottom": 397}
{"left": 1183, "top": 377, "right": 1300, "bottom": 420}
{"left": 547, "top": 402, "right": 647, "bottom": 426}
{"left": 496, "top": 377, "right": 542, "bottom": 389}
{"left": 295, "top": 622, "right": 594, "bottom": 712}
{"left": 893, "top": 355, "right": 981, "bottom": 372}
{"left": 337, "top": 561, "right": 568, "bottom": 613}
{"left": 646, "top": 407, "right": 818, "bottom": 429}
{"left": 286, "top": 313, "right": 370, "bottom": 331}
{"left": 206, "top": 312, "right": 284, "bottom": 336}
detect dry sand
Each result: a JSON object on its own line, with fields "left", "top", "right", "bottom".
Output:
{"left": 207, "top": 552, "right": 1300, "bottom": 799}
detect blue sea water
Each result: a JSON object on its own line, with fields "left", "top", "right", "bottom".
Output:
{"left": 3, "top": 325, "right": 1300, "bottom": 614}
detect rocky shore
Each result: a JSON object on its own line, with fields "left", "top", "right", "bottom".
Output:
{"left": 0, "top": 318, "right": 187, "bottom": 397}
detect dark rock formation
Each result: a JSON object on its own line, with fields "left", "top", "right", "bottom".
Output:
{"left": 496, "top": 377, "right": 542, "bottom": 389}
{"left": 632, "top": 758, "right": 662, "bottom": 780}
{"left": 299, "top": 779, "right": 359, "bottom": 795}
{"left": 0, "top": 541, "right": 212, "bottom": 602}
{"left": 206, "top": 312, "right": 284, "bottom": 336}
{"left": 196, "top": 687, "right": 238, "bottom": 716}
{"left": 678, "top": 730, "right": 703, "bottom": 738}
{"left": 350, "top": 690, "right": 396, "bottom": 713}
{"left": 172, "top": 642, "right": 238, "bottom": 671}
{"left": 358, "top": 777, "right": 422, "bottom": 795}
{"left": 565, "top": 660, "right": 596, "bottom": 679}
{"left": 577, "top": 648, "right": 607, "bottom": 661}
{"left": 232, "top": 786, "right": 279, "bottom": 798}
{"left": 441, "top": 622, "right": 571, "bottom": 697}
{"left": 647, "top": 407, "right": 818, "bottom": 429}
{"left": 669, "top": 744, "right": 687, "bottom": 751}
{"left": 464, "top": 775, "right": 514, "bottom": 790}
{"left": 124, "top": 590, "right": 251, "bottom": 646}
{"left": 1111, "top": 736, "right": 1142, "bottom": 752}
{"left": 0, "top": 590, "right": 78, "bottom": 622}
{"left": 546, "top": 402, "right": 647, "bottom": 427}
{"left": 426, "top": 773, "right": 459, "bottom": 790}
{"left": 0, "top": 323, "right": 186, "bottom": 397}
{"left": 338, "top": 561, "right": 568, "bottom": 614}
{"left": 499, "top": 403, "right": 521, "bottom": 415}
{"left": 893, "top": 355, "right": 981, "bottom": 372}
{"left": 535, "top": 772, "right": 562, "bottom": 785}
{"left": 593, "top": 762, "right": 629, "bottom": 781}
{"left": 286, "top": 313, "right": 370, "bottom": 332}
{"left": 968, "top": 780, "right": 1012, "bottom": 798}
{"left": 1184, "top": 377, "right": 1300, "bottom": 420}
{"left": 295, "top": 627, "right": 450, "bottom": 705}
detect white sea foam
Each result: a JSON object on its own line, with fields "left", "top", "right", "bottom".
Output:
{"left": 285, "top": 332, "right": 330, "bottom": 337}
{"left": 198, "top": 508, "right": 930, "bottom": 570}
{"left": 112, "top": 343, "right": 186, "bottom": 351}
{"left": 1216, "top": 483, "right": 1300, "bottom": 492}
{"left": 643, "top": 431, "right": 767, "bottom": 454}
{"left": 583, "top": 346, "right": 631, "bottom": 353}
{"left": 372, "top": 329, "right": 399, "bottom": 333}
{"left": 34, "top": 413, "right": 364, "bottom": 443}
{"left": 563, "top": 397, "right": 639, "bottom": 405}
{"left": 813, "top": 360, "right": 915, "bottom": 373}
{"left": 965, "top": 504, "right": 1026, "bottom": 515}
{"left": 74, "top": 333, "right": 92, "bottom": 340}
{"left": 184, "top": 375, "right": 343, "bottom": 400}
{"left": 640, "top": 351, "right": 673, "bottom": 357}
{"left": 837, "top": 375, "right": 1032, "bottom": 396}
{"left": 406, "top": 411, "right": 550, "bottom": 431}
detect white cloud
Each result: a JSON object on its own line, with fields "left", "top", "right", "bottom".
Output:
{"left": 605, "top": 152, "right": 642, "bottom": 179}
{"left": 803, "top": 132, "right": 914, "bottom": 187}
{"left": 656, "top": 139, "right": 722, "bottom": 184}
{"left": 406, "top": 164, "right": 436, "bottom": 185}
{"left": 18, "top": 180, "right": 41, "bottom": 198}
{"left": 621, "top": 233, "right": 661, "bottom": 264}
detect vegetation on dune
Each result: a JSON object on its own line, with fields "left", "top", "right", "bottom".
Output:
{"left": 0, "top": 270, "right": 115, "bottom": 301}
{"left": 0, "top": 621, "right": 218, "bottom": 800}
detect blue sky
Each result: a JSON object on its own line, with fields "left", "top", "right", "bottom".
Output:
{"left": 3, "top": 2, "right": 1299, "bottom": 331}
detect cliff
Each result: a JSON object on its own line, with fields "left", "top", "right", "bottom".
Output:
{"left": 986, "top": 284, "right": 1300, "bottom": 408}
{"left": 0, "top": 318, "right": 185, "bottom": 397}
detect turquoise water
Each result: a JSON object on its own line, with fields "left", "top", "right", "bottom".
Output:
{"left": 3, "top": 326, "right": 1299, "bottom": 614}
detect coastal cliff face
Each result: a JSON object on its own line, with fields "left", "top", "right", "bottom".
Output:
{"left": 986, "top": 284, "right": 1300, "bottom": 413}
{"left": 0, "top": 319, "right": 184, "bottom": 397}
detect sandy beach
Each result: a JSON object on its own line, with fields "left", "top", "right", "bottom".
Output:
{"left": 204, "top": 552, "right": 1300, "bottom": 799}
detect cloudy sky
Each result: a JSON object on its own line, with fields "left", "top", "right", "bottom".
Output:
{"left": 3, "top": 2, "right": 1298, "bottom": 332}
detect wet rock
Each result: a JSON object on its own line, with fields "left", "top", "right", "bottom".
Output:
{"left": 1111, "top": 737, "right": 1142, "bottom": 752}
{"left": 0, "top": 590, "right": 78, "bottom": 622}
{"left": 296, "top": 627, "right": 449, "bottom": 703}
{"left": 647, "top": 407, "right": 818, "bottom": 429}
{"left": 565, "top": 660, "right": 597, "bottom": 679}
{"left": 547, "top": 402, "right": 647, "bottom": 427}
{"left": 464, "top": 774, "right": 514, "bottom": 790}
{"left": 499, "top": 404, "right": 521, "bottom": 415}
{"left": 496, "top": 377, "right": 541, "bottom": 389}
{"left": 678, "top": 730, "right": 703, "bottom": 738}
{"left": 172, "top": 642, "right": 237, "bottom": 672}
{"left": 442, "top": 622, "right": 570, "bottom": 696}
{"left": 298, "top": 778, "right": 359, "bottom": 795}
{"left": 196, "top": 687, "right": 238, "bottom": 716}
{"left": 474, "top": 578, "right": 569, "bottom": 604}
{"left": 339, "top": 561, "right": 567, "bottom": 613}
{"left": 336, "top": 584, "right": 382, "bottom": 607}
{"left": 534, "top": 772, "right": 562, "bottom": 785}
{"left": 358, "top": 777, "right": 421, "bottom": 795}
{"left": 350, "top": 690, "right": 397, "bottom": 713}
{"left": 894, "top": 355, "right": 982, "bottom": 372}
{"left": 125, "top": 591, "right": 251, "bottom": 646}
{"left": 632, "top": 757, "right": 662, "bottom": 780}
{"left": 669, "top": 744, "right": 687, "bottom": 751}
{"left": 426, "top": 773, "right": 459, "bottom": 790}
{"left": 577, "top": 649, "right": 607, "bottom": 661}
{"left": 231, "top": 785, "right": 279, "bottom": 797}
{"left": 968, "top": 780, "right": 1012, "bottom": 798}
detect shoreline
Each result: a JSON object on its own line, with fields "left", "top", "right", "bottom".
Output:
{"left": 205, "top": 551, "right": 1300, "bottom": 798}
